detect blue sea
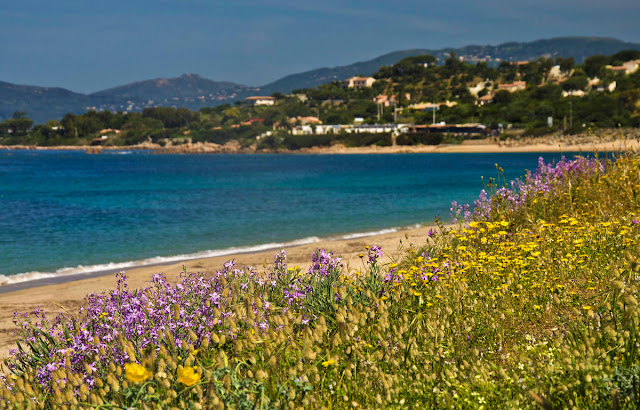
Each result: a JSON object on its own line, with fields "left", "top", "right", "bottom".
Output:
{"left": 0, "top": 150, "right": 575, "bottom": 285}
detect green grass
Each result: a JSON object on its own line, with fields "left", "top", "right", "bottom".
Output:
{"left": 3, "top": 151, "right": 640, "bottom": 409}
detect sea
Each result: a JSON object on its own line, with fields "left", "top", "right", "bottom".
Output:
{"left": 0, "top": 149, "right": 578, "bottom": 286}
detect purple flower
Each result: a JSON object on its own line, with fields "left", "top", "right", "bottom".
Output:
{"left": 367, "top": 246, "right": 383, "bottom": 264}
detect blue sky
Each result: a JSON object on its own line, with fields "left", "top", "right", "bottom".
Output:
{"left": 1, "top": 0, "right": 639, "bottom": 93}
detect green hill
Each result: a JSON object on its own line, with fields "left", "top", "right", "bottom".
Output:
{"left": 2, "top": 36, "right": 640, "bottom": 124}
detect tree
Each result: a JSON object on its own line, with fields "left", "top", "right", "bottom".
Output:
{"left": 562, "top": 76, "right": 588, "bottom": 91}
{"left": 493, "top": 90, "right": 513, "bottom": 105}
{"left": 533, "top": 84, "right": 563, "bottom": 101}
{"left": 560, "top": 57, "right": 575, "bottom": 74}
{"left": 583, "top": 55, "right": 609, "bottom": 77}
{"left": 0, "top": 117, "right": 34, "bottom": 136}
{"left": 611, "top": 50, "right": 640, "bottom": 64}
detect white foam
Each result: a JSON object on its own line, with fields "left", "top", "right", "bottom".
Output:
{"left": 340, "top": 228, "right": 398, "bottom": 239}
{"left": 0, "top": 224, "right": 425, "bottom": 287}
{"left": 0, "top": 236, "right": 321, "bottom": 286}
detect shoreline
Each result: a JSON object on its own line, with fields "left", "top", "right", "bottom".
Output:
{"left": 2, "top": 134, "right": 640, "bottom": 155}
{"left": 0, "top": 225, "right": 408, "bottom": 292}
{"left": 0, "top": 224, "right": 438, "bottom": 358}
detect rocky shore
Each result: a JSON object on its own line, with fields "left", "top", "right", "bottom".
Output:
{"left": 2, "top": 129, "right": 640, "bottom": 155}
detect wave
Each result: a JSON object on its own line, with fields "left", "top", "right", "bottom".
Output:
{"left": 0, "top": 224, "right": 423, "bottom": 287}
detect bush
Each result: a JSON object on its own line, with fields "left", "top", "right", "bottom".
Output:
{"left": 338, "top": 132, "right": 392, "bottom": 147}
{"left": 282, "top": 134, "right": 334, "bottom": 150}
{"left": 396, "top": 132, "right": 444, "bottom": 145}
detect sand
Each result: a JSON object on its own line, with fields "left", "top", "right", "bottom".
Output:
{"left": 3, "top": 132, "right": 640, "bottom": 155}
{"left": 0, "top": 225, "right": 438, "bottom": 359}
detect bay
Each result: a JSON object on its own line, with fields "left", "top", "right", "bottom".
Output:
{"left": 0, "top": 150, "right": 574, "bottom": 284}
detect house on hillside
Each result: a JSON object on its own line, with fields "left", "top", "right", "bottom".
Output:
{"left": 562, "top": 90, "right": 586, "bottom": 98}
{"left": 373, "top": 94, "right": 397, "bottom": 107}
{"left": 343, "top": 76, "right": 376, "bottom": 89}
{"left": 240, "top": 118, "right": 264, "bottom": 126}
{"left": 606, "top": 60, "right": 640, "bottom": 75}
{"left": 244, "top": 96, "right": 276, "bottom": 106}
{"left": 407, "top": 101, "right": 458, "bottom": 111}
{"left": 477, "top": 93, "right": 494, "bottom": 106}
{"left": 497, "top": 81, "right": 526, "bottom": 93}
{"left": 288, "top": 116, "right": 322, "bottom": 125}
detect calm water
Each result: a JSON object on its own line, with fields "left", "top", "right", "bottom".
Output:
{"left": 0, "top": 150, "right": 573, "bottom": 284}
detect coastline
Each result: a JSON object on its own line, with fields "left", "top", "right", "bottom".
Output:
{"left": 0, "top": 224, "right": 438, "bottom": 358}
{"left": 2, "top": 133, "right": 640, "bottom": 155}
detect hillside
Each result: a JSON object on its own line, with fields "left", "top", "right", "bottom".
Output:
{"left": 2, "top": 36, "right": 640, "bottom": 123}
{"left": 261, "top": 37, "right": 640, "bottom": 94}
{"left": 0, "top": 81, "right": 93, "bottom": 124}
{"left": 258, "top": 49, "right": 436, "bottom": 95}
{"left": 90, "top": 73, "right": 255, "bottom": 112}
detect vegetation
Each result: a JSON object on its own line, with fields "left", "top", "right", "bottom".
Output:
{"left": 2, "top": 50, "right": 640, "bottom": 149}
{"left": 3, "top": 149, "right": 640, "bottom": 408}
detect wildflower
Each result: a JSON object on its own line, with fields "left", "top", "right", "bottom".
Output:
{"left": 177, "top": 366, "right": 201, "bottom": 386}
{"left": 322, "top": 360, "right": 336, "bottom": 367}
{"left": 125, "top": 362, "right": 152, "bottom": 383}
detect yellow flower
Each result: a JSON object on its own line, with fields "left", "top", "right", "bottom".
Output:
{"left": 125, "top": 362, "right": 152, "bottom": 383}
{"left": 177, "top": 366, "right": 201, "bottom": 386}
{"left": 322, "top": 360, "right": 336, "bottom": 367}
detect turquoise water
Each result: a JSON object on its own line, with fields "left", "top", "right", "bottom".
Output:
{"left": 0, "top": 150, "right": 571, "bottom": 284}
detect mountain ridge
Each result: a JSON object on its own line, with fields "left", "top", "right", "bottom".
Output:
{"left": 3, "top": 36, "right": 640, "bottom": 123}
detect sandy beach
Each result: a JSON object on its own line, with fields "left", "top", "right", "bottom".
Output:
{"left": 2, "top": 131, "right": 640, "bottom": 155}
{"left": 0, "top": 225, "right": 439, "bottom": 359}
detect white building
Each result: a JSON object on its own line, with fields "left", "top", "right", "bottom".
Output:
{"left": 343, "top": 76, "right": 376, "bottom": 89}
{"left": 291, "top": 123, "right": 409, "bottom": 136}
{"left": 244, "top": 96, "right": 276, "bottom": 106}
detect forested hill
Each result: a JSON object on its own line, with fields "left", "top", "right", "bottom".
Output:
{"left": 0, "top": 81, "right": 93, "bottom": 124}
{"left": 259, "top": 37, "right": 640, "bottom": 94}
{"left": 2, "top": 36, "right": 640, "bottom": 123}
{"left": 90, "top": 74, "right": 256, "bottom": 111}
{"left": 0, "top": 75, "right": 256, "bottom": 124}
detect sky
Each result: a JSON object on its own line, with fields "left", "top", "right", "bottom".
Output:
{"left": 1, "top": 0, "right": 639, "bottom": 93}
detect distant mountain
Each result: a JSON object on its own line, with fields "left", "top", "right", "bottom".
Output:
{"left": 0, "top": 81, "right": 93, "bottom": 124}
{"left": 3, "top": 36, "right": 640, "bottom": 123}
{"left": 90, "top": 73, "right": 255, "bottom": 111}
{"left": 260, "top": 36, "right": 640, "bottom": 93}
{"left": 0, "top": 74, "right": 255, "bottom": 123}
{"left": 454, "top": 36, "right": 640, "bottom": 64}
{"left": 258, "top": 49, "right": 432, "bottom": 95}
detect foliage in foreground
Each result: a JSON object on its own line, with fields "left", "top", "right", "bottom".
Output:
{"left": 3, "top": 151, "right": 640, "bottom": 408}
